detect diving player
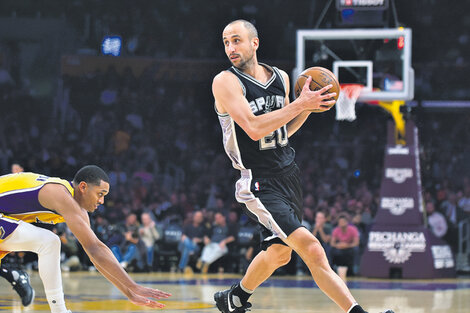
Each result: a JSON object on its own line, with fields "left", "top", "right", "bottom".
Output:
{"left": 0, "top": 165, "right": 171, "bottom": 313}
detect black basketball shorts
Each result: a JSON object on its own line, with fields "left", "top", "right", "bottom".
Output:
{"left": 235, "top": 163, "right": 304, "bottom": 249}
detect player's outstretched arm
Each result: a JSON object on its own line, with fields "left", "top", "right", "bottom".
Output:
{"left": 38, "top": 184, "right": 172, "bottom": 308}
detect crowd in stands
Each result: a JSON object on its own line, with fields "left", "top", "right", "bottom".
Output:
{"left": 0, "top": 0, "right": 469, "bottom": 278}
{"left": 1, "top": 57, "right": 469, "bottom": 277}
{"left": 0, "top": 0, "right": 469, "bottom": 100}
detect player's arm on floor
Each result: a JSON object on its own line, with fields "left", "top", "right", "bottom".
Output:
{"left": 38, "top": 184, "right": 171, "bottom": 308}
{"left": 213, "top": 71, "right": 331, "bottom": 141}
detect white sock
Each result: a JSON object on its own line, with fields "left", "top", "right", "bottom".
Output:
{"left": 45, "top": 288, "right": 68, "bottom": 313}
{"left": 239, "top": 281, "right": 254, "bottom": 294}
{"left": 347, "top": 302, "right": 359, "bottom": 313}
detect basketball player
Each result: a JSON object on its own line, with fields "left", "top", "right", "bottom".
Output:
{"left": 0, "top": 162, "right": 34, "bottom": 307}
{"left": 0, "top": 165, "right": 171, "bottom": 313}
{"left": 212, "top": 20, "right": 394, "bottom": 313}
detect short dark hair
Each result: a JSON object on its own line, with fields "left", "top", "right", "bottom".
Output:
{"left": 73, "top": 165, "right": 109, "bottom": 186}
{"left": 227, "top": 19, "right": 258, "bottom": 39}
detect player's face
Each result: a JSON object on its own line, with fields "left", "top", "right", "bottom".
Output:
{"left": 80, "top": 180, "right": 110, "bottom": 212}
{"left": 222, "top": 23, "right": 257, "bottom": 70}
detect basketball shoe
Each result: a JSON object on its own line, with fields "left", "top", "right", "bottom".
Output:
{"left": 10, "top": 270, "right": 35, "bottom": 306}
{"left": 214, "top": 284, "right": 252, "bottom": 313}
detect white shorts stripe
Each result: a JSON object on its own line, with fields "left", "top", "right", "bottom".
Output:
{"left": 235, "top": 170, "right": 287, "bottom": 239}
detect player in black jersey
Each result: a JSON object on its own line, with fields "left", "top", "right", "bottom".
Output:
{"left": 212, "top": 20, "right": 394, "bottom": 313}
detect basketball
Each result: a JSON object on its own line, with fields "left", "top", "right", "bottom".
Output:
{"left": 294, "top": 66, "right": 340, "bottom": 102}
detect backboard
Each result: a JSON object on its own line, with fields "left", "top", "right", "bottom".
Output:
{"left": 294, "top": 28, "right": 414, "bottom": 102}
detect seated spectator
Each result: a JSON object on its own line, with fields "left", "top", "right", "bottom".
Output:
{"left": 236, "top": 219, "right": 260, "bottom": 274}
{"left": 312, "top": 211, "right": 332, "bottom": 259}
{"left": 53, "top": 224, "right": 81, "bottom": 272}
{"left": 138, "top": 212, "right": 161, "bottom": 271}
{"left": 440, "top": 192, "right": 464, "bottom": 252}
{"left": 298, "top": 210, "right": 332, "bottom": 276}
{"left": 177, "top": 210, "right": 206, "bottom": 273}
{"left": 441, "top": 192, "right": 464, "bottom": 226}
{"left": 197, "top": 212, "right": 236, "bottom": 274}
{"left": 426, "top": 201, "right": 448, "bottom": 239}
{"left": 458, "top": 185, "right": 470, "bottom": 216}
{"left": 110, "top": 213, "right": 141, "bottom": 270}
{"left": 330, "top": 214, "right": 359, "bottom": 282}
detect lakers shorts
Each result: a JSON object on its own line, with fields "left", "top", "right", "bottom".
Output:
{"left": 0, "top": 213, "right": 21, "bottom": 263}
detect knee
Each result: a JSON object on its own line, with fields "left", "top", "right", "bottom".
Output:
{"left": 269, "top": 247, "right": 292, "bottom": 267}
{"left": 37, "top": 232, "right": 61, "bottom": 255}
{"left": 303, "top": 241, "right": 328, "bottom": 266}
{"left": 278, "top": 249, "right": 292, "bottom": 266}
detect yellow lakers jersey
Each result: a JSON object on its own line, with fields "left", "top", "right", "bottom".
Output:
{"left": 0, "top": 172, "right": 74, "bottom": 224}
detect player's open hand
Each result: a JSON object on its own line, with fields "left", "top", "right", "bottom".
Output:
{"left": 300, "top": 76, "right": 336, "bottom": 112}
{"left": 128, "top": 285, "right": 172, "bottom": 308}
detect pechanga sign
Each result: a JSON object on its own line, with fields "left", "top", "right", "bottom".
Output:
{"left": 380, "top": 197, "right": 414, "bottom": 215}
{"left": 368, "top": 231, "right": 426, "bottom": 264}
{"left": 385, "top": 168, "right": 413, "bottom": 183}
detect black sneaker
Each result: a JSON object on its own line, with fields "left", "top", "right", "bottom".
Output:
{"left": 382, "top": 311, "right": 395, "bottom": 313}
{"left": 10, "top": 270, "right": 35, "bottom": 307}
{"left": 214, "top": 284, "right": 252, "bottom": 313}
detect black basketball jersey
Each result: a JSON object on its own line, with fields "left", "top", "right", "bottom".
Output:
{"left": 216, "top": 63, "right": 295, "bottom": 176}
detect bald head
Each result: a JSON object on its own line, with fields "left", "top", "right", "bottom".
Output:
{"left": 226, "top": 19, "right": 258, "bottom": 39}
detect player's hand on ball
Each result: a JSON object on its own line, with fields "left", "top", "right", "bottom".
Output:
{"left": 299, "top": 76, "right": 336, "bottom": 112}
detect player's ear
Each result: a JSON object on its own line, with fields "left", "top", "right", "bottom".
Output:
{"left": 252, "top": 37, "right": 259, "bottom": 50}
{"left": 78, "top": 181, "right": 88, "bottom": 193}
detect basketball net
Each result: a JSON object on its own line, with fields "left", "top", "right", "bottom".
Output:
{"left": 335, "top": 84, "right": 364, "bottom": 121}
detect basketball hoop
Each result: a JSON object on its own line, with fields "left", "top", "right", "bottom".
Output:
{"left": 335, "top": 84, "right": 364, "bottom": 121}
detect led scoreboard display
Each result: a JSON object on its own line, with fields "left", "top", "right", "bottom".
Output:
{"left": 336, "top": 0, "right": 389, "bottom": 10}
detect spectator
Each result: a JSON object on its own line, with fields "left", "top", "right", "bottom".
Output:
{"left": 330, "top": 214, "right": 360, "bottom": 282}
{"left": 110, "top": 213, "right": 141, "bottom": 270}
{"left": 458, "top": 185, "right": 470, "bottom": 216}
{"left": 312, "top": 211, "right": 333, "bottom": 259}
{"left": 426, "top": 201, "right": 448, "bottom": 239}
{"left": 53, "top": 224, "right": 81, "bottom": 272}
{"left": 441, "top": 192, "right": 464, "bottom": 226}
{"left": 177, "top": 210, "right": 206, "bottom": 273}
{"left": 236, "top": 219, "right": 260, "bottom": 274}
{"left": 298, "top": 210, "right": 332, "bottom": 276}
{"left": 139, "top": 212, "right": 161, "bottom": 271}
{"left": 11, "top": 162, "right": 24, "bottom": 173}
{"left": 196, "top": 212, "right": 236, "bottom": 274}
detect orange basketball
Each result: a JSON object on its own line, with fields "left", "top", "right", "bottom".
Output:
{"left": 294, "top": 66, "right": 340, "bottom": 102}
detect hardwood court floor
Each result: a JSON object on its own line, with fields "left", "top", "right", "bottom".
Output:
{"left": 1, "top": 271, "right": 470, "bottom": 312}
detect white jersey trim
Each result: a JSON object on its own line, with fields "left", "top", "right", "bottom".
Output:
{"left": 218, "top": 114, "right": 246, "bottom": 170}
{"left": 0, "top": 185, "right": 43, "bottom": 197}
{"left": 231, "top": 63, "right": 276, "bottom": 89}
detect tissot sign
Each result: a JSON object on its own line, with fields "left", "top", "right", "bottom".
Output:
{"left": 336, "top": 0, "right": 389, "bottom": 10}
{"left": 361, "top": 121, "right": 455, "bottom": 278}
